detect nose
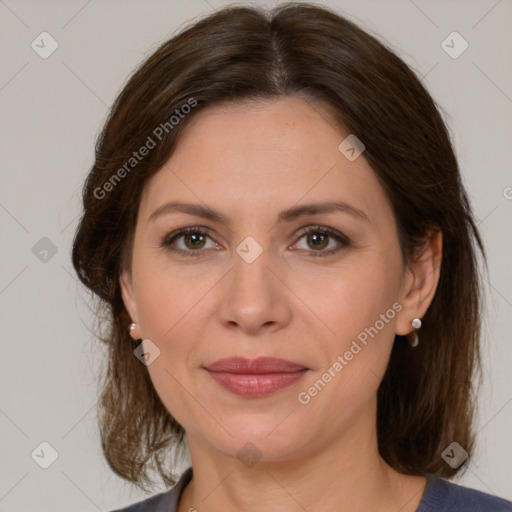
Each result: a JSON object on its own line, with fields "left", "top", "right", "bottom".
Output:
{"left": 217, "top": 246, "right": 292, "bottom": 336}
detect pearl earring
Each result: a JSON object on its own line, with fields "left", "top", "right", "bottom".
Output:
{"left": 408, "top": 318, "right": 422, "bottom": 347}
{"left": 411, "top": 318, "right": 422, "bottom": 330}
{"left": 128, "top": 323, "right": 136, "bottom": 338}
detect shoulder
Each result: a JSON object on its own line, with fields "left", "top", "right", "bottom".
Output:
{"left": 108, "top": 467, "right": 193, "bottom": 512}
{"left": 418, "top": 473, "right": 512, "bottom": 512}
{"left": 108, "top": 491, "right": 173, "bottom": 512}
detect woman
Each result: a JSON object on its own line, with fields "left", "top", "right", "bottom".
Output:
{"left": 71, "top": 3, "right": 512, "bottom": 511}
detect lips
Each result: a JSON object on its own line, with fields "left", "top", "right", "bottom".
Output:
{"left": 204, "top": 357, "right": 309, "bottom": 397}
{"left": 205, "top": 357, "right": 308, "bottom": 374}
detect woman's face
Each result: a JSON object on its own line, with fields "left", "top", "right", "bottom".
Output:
{"left": 120, "top": 96, "right": 418, "bottom": 463}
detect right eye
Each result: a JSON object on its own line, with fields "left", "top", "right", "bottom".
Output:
{"left": 162, "top": 227, "right": 221, "bottom": 257}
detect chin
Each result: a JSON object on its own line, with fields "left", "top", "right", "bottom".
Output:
{"left": 206, "top": 416, "right": 308, "bottom": 463}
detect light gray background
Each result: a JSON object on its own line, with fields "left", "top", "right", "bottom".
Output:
{"left": 1, "top": 0, "right": 511, "bottom": 510}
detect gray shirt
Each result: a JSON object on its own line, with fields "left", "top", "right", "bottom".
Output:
{"left": 110, "top": 467, "right": 512, "bottom": 511}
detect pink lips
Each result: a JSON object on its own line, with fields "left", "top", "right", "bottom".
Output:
{"left": 205, "top": 357, "right": 309, "bottom": 397}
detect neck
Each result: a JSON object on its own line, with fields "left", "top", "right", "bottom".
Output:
{"left": 177, "top": 403, "right": 426, "bottom": 512}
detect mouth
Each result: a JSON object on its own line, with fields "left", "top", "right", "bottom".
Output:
{"left": 204, "top": 357, "right": 310, "bottom": 398}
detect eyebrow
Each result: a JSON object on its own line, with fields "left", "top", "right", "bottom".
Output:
{"left": 148, "top": 200, "right": 370, "bottom": 225}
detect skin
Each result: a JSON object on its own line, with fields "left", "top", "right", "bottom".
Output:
{"left": 120, "top": 96, "right": 442, "bottom": 512}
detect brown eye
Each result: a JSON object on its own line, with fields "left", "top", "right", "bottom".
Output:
{"left": 306, "top": 232, "right": 329, "bottom": 251}
{"left": 183, "top": 232, "right": 207, "bottom": 250}
{"left": 293, "top": 226, "right": 351, "bottom": 258}
{"left": 162, "top": 227, "right": 218, "bottom": 257}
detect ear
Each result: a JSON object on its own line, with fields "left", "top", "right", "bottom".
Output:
{"left": 395, "top": 229, "right": 442, "bottom": 336}
{"left": 119, "top": 269, "right": 143, "bottom": 339}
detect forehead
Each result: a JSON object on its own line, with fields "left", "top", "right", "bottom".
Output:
{"left": 138, "top": 97, "right": 392, "bottom": 227}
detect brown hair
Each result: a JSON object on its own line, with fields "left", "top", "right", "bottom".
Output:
{"left": 72, "top": 2, "right": 486, "bottom": 491}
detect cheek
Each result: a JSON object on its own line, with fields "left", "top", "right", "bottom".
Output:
{"left": 290, "top": 255, "right": 402, "bottom": 343}
{"left": 294, "top": 277, "right": 400, "bottom": 424}
{"left": 132, "top": 253, "right": 210, "bottom": 341}
{"left": 134, "top": 273, "right": 207, "bottom": 428}
{"left": 132, "top": 261, "right": 212, "bottom": 374}
{"left": 291, "top": 255, "right": 402, "bottom": 401}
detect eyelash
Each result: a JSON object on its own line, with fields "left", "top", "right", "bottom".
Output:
{"left": 161, "top": 225, "right": 351, "bottom": 259}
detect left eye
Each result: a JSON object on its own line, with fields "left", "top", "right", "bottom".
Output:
{"left": 292, "top": 226, "right": 350, "bottom": 257}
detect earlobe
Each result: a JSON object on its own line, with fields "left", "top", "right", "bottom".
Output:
{"left": 395, "top": 229, "right": 442, "bottom": 336}
{"left": 120, "top": 270, "right": 144, "bottom": 339}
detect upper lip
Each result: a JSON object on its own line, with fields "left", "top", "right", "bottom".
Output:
{"left": 205, "top": 357, "right": 308, "bottom": 374}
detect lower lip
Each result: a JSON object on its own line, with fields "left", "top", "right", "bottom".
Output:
{"left": 206, "top": 370, "right": 308, "bottom": 397}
